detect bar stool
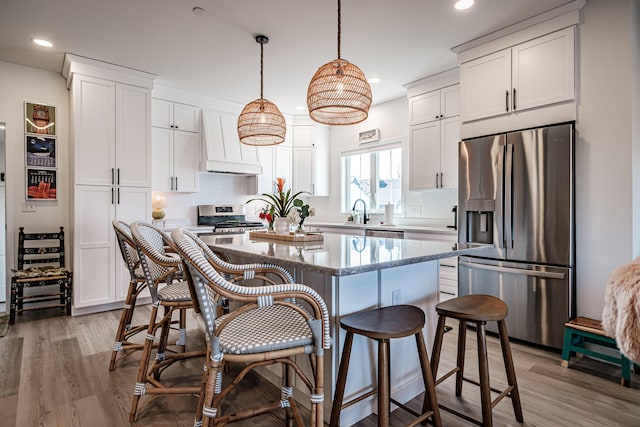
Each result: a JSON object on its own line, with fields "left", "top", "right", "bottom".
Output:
{"left": 330, "top": 305, "right": 441, "bottom": 427}
{"left": 430, "top": 294, "right": 523, "bottom": 427}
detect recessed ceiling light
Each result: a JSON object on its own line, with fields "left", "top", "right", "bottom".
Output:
{"left": 454, "top": 0, "right": 474, "bottom": 10}
{"left": 32, "top": 38, "right": 53, "bottom": 48}
{"left": 295, "top": 105, "right": 306, "bottom": 111}
{"left": 193, "top": 7, "right": 206, "bottom": 16}
{"left": 367, "top": 77, "right": 381, "bottom": 84}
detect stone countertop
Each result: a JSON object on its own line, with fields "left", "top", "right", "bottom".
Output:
{"left": 304, "top": 221, "right": 457, "bottom": 236}
{"left": 199, "top": 232, "right": 490, "bottom": 277}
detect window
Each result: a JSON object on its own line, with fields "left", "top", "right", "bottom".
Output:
{"left": 342, "top": 141, "right": 402, "bottom": 213}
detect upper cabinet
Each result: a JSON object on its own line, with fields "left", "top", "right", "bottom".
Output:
{"left": 72, "top": 75, "right": 151, "bottom": 188}
{"left": 152, "top": 99, "right": 200, "bottom": 133}
{"left": 256, "top": 126, "right": 293, "bottom": 195}
{"left": 151, "top": 99, "right": 200, "bottom": 192}
{"left": 407, "top": 81, "right": 460, "bottom": 191}
{"left": 292, "top": 125, "right": 329, "bottom": 196}
{"left": 460, "top": 27, "right": 575, "bottom": 123}
{"left": 202, "top": 109, "right": 262, "bottom": 175}
{"left": 409, "top": 85, "right": 460, "bottom": 126}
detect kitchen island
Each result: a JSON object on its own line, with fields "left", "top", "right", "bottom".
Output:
{"left": 199, "top": 232, "right": 489, "bottom": 425}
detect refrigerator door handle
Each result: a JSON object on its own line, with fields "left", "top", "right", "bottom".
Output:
{"left": 497, "top": 144, "right": 506, "bottom": 249}
{"left": 505, "top": 143, "right": 514, "bottom": 249}
{"left": 459, "top": 261, "right": 566, "bottom": 279}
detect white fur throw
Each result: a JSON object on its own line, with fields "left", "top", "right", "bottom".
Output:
{"left": 602, "top": 257, "right": 640, "bottom": 363}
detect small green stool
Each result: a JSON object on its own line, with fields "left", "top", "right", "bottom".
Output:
{"left": 561, "top": 317, "right": 633, "bottom": 387}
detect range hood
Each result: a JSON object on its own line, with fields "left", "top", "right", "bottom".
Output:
{"left": 202, "top": 109, "right": 263, "bottom": 175}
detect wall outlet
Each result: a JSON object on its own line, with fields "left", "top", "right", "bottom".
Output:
{"left": 408, "top": 205, "right": 422, "bottom": 216}
{"left": 22, "top": 201, "right": 36, "bottom": 212}
{"left": 392, "top": 289, "right": 401, "bottom": 305}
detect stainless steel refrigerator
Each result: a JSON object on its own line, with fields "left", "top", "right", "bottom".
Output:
{"left": 457, "top": 122, "right": 575, "bottom": 349}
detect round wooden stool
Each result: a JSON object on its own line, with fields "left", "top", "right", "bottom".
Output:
{"left": 329, "top": 305, "right": 441, "bottom": 427}
{"left": 430, "top": 294, "right": 523, "bottom": 427}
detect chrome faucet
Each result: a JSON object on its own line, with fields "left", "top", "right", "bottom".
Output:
{"left": 352, "top": 199, "right": 369, "bottom": 224}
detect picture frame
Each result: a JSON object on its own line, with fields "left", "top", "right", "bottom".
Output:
{"left": 25, "top": 135, "right": 56, "bottom": 168}
{"left": 25, "top": 102, "right": 57, "bottom": 136}
{"left": 359, "top": 128, "right": 380, "bottom": 144}
{"left": 26, "top": 168, "right": 57, "bottom": 200}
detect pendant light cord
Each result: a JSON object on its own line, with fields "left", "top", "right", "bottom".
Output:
{"left": 260, "top": 41, "right": 264, "bottom": 99}
{"left": 337, "top": 0, "right": 341, "bottom": 59}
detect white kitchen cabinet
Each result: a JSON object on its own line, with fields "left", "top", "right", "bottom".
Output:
{"left": 409, "top": 85, "right": 460, "bottom": 126}
{"left": 256, "top": 143, "right": 292, "bottom": 195}
{"left": 152, "top": 127, "right": 200, "bottom": 192}
{"left": 152, "top": 99, "right": 200, "bottom": 133}
{"left": 409, "top": 116, "right": 459, "bottom": 190}
{"left": 202, "top": 109, "right": 262, "bottom": 174}
{"left": 292, "top": 125, "right": 329, "bottom": 196}
{"left": 64, "top": 53, "right": 155, "bottom": 313}
{"left": 460, "top": 27, "right": 575, "bottom": 123}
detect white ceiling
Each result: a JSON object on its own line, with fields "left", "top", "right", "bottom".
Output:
{"left": 0, "top": 0, "right": 573, "bottom": 115}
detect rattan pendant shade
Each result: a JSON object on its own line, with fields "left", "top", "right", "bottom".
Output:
{"left": 307, "top": 0, "right": 372, "bottom": 126}
{"left": 238, "top": 35, "right": 286, "bottom": 146}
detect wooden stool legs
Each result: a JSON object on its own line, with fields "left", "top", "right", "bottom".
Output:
{"left": 498, "top": 320, "right": 524, "bottom": 422}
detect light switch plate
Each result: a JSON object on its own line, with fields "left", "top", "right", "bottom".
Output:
{"left": 22, "top": 201, "right": 36, "bottom": 212}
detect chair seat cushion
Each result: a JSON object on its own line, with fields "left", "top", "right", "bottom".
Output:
{"left": 216, "top": 304, "right": 313, "bottom": 355}
{"left": 13, "top": 266, "right": 70, "bottom": 279}
{"left": 158, "top": 281, "right": 192, "bottom": 302}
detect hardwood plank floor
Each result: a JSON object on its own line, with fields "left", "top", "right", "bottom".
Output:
{"left": 1, "top": 306, "right": 639, "bottom": 426}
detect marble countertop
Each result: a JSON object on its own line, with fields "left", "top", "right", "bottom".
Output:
{"left": 304, "top": 221, "right": 457, "bottom": 236}
{"left": 199, "top": 232, "right": 490, "bottom": 277}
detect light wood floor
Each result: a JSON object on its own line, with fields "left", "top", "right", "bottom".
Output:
{"left": 1, "top": 306, "right": 639, "bottom": 426}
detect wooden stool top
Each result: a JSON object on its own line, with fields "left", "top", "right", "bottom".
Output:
{"left": 565, "top": 317, "right": 607, "bottom": 337}
{"left": 435, "top": 294, "right": 507, "bottom": 322}
{"left": 340, "top": 305, "right": 425, "bottom": 340}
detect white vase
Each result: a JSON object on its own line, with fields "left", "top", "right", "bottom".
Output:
{"left": 274, "top": 217, "right": 290, "bottom": 235}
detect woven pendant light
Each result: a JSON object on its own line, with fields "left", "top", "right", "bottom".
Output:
{"left": 307, "top": 0, "right": 372, "bottom": 126}
{"left": 238, "top": 35, "right": 286, "bottom": 146}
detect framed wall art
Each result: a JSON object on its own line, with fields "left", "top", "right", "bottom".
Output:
{"left": 26, "top": 168, "right": 57, "bottom": 200}
{"left": 25, "top": 102, "right": 57, "bottom": 136}
{"left": 25, "top": 135, "right": 56, "bottom": 168}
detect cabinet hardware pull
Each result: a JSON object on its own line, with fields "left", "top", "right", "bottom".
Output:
{"left": 513, "top": 88, "right": 517, "bottom": 110}
{"left": 111, "top": 188, "right": 114, "bottom": 205}
{"left": 111, "top": 168, "right": 114, "bottom": 185}
{"left": 117, "top": 168, "right": 120, "bottom": 185}
{"left": 505, "top": 90, "right": 509, "bottom": 112}
{"left": 435, "top": 173, "right": 439, "bottom": 188}
{"left": 440, "top": 172, "right": 444, "bottom": 188}
{"left": 117, "top": 188, "right": 120, "bottom": 204}
{"left": 170, "top": 176, "right": 174, "bottom": 191}
{"left": 175, "top": 177, "right": 178, "bottom": 191}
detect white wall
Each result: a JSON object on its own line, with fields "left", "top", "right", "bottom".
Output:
{"left": 311, "top": 97, "right": 457, "bottom": 226}
{"left": 0, "top": 61, "right": 71, "bottom": 305}
{"left": 575, "top": 0, "right": 637, "bottom": 318}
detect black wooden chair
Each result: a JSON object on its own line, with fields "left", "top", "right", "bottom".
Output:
{"left": 9, "top": 226, "right": 72, "bottom": 324}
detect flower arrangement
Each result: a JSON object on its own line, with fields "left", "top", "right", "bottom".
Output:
{"left": 288, "top": 201, "right": 316, "bottom": 233}
{"left": 248, "top": 178, "right": 310, "bottom": 232}
{"left": 258, "top": 204, "right": 275, "bottom": 231}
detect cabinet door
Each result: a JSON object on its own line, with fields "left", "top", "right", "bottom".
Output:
{"left": 293, "top": 146, "right": 314, "bottom": 194}
{"left": 441, "top": 85, "right": 460, "bottom": 118}
{"left": 173, "top": 131, "right": 200, "bottom": 192}
{"left": 173, "top": 103, "right": 200, "bottom": 133}
{"left": 409, "top": 90, "right": 441, "bottom": 125}
{"left": 293, "top": 126, "right": 315, "bottom": 147}
{"left": 409, "top": 122, "right": 441, "bottom": 190}
{"left": 460, "top": 48, "right": 511, "bottom": 122}
{"left": 151, "top": 127, "right": 173, "bottom": 192}
{"left": 116, "top": 83, "right": 151, "bottom": 187}
{"left": 512, "top": 27, "right": 575, "bottom": 112}
{"left": 73, "top": 75, "right": 116, "bottom": 186}
{"left": 73, "top": 185, "right": 116, "bottom": 308}
{"left": 275, "top": 144, "right": 292, "bottom": 186}
{"left": 151, "top": 99, "right": 173, "bottom": 129}
{"left": 115, "top": 187, "right": 151, "bottom": 301}
{"left": 256, "top": 146, "right": 275, "bottom": 195}
{"left": 440, "top": 117, "right": 460, "bottom": 190}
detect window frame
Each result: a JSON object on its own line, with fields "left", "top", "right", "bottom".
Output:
{"left": 341, "top": 137, "right": 406, "bottom": 214}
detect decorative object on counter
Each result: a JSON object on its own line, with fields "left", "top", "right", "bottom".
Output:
{"left": 249, "top": 229, "right": 324, "bottom": 243}
{"left": 306, "top": 0, "right": 372, "bottom": 126}
{"left": 258, "top": 204, "right": 275, "bottom": 232}
{"left": 384, "top": 202, "right": 395, "bottom": 226}
{"left": 151, "top": 193, "right": 166, "bottom": 220}
{"left": 237, "top": 35, "right": 286, "bottom": 146}
{"left": 288, "top": 200, "right": 315, "bottom": 234}
{"left": 247, "top": 177, "right": 310, "bottom": 235}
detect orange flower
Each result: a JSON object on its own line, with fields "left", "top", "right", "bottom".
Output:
{"left": 276, "top": 177, "right": 286, "bottom": 193}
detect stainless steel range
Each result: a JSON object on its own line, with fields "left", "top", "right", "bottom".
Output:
{"left": 197, "top": 205, "right": 265, "bottom": 234}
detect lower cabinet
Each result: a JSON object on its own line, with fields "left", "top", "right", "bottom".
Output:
{"left": 73, "top": 185, "right": 151, "bottom": 310}
{"left": 438, "top": 256, "right": 458, "bottom": 302}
